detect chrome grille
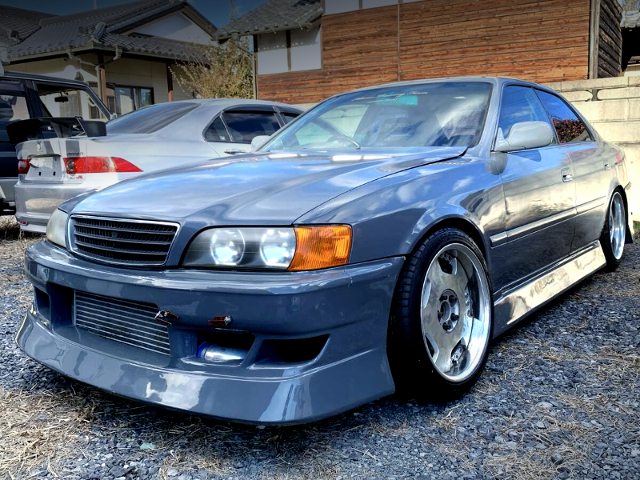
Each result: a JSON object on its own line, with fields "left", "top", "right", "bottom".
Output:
{"left": 74, "top": 291, "right": 170, "bottom": 355}
{"left": 71, "top": 216, "right": 178, "bottom": 266}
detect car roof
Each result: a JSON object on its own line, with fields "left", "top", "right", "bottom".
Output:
{"left": 342, "top": 76, "right": 549, "bottom": 94}
{"left": 1, "top": 70, "right": 95, "bottom": 87}
{"left": 164, "top": 98, "right": 303, "bottom": 111}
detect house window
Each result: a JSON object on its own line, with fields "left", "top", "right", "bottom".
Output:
{"left": 113, "top": 86, "right": 154, "bottom": 115}
{"left": 257, "top": 25, "right": 321, "bottom": 75}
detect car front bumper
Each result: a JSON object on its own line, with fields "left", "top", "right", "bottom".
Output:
{"left": 17, "top": 241, "right": 404, "bottom": 424}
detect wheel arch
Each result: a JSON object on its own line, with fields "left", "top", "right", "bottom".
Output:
{"left": 409, "top": 215, "right": 490, "bottom": 265}
{"left": 612, "top": 184, "right": 633, "bottom": 244}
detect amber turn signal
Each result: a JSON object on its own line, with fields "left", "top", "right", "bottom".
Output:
{"left": 288, "top": 225, "right": 352, "bottom": 271}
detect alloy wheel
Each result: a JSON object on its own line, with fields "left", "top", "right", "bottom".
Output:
{"left": 420, "top": 243, "right": 491, "bottom": 383}
{"left": 609, "top": 192, "right": 626, "bottom": 260}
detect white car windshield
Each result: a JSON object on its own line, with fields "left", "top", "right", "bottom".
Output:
{"left": 263, "top": 82, "right": 492, "bottom": 152}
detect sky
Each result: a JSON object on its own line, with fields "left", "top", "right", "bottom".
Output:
{"left": 0, "top": 0, "right": 268, "bottom": 28}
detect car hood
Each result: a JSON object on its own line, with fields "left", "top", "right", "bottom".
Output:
{"left": 70, "top": 147, "right": 466, "bottom": 224}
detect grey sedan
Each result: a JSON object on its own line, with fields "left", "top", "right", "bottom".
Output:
{"left": 14, "top": 99, "right": 302, "bottom": 233}
{"left": 17, "top": 77, "right": 633, "bottom": 424}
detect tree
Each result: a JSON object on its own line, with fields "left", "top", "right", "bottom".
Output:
{"left": 172, "top": 41, "right": 254, "bottom": 99}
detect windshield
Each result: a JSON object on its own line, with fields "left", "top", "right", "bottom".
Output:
{"left": 264, "top": 82, "right": 492, "bottom": 152}
{"left": 106, "top": 102, "right": 200, "bottom": 135}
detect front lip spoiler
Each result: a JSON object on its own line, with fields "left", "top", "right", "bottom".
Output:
{"left": 16, "top": 313, "right": 394, "bottom": 425}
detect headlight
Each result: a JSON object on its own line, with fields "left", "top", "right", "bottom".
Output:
{"left": 183, "top": 225, "right": 351, "bottom": 271}
{"left": 46, "top": 209, "right": 69, "bottom": 248}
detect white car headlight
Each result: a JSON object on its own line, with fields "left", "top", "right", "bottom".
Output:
{"left": 183, "top": 227, "right": 296, "bottom": 269}
{"left": 46, "top": 209, "right": 69, "bottom": 248}
{"left": 182, "top": 226, "right": 352, "bottom": 271}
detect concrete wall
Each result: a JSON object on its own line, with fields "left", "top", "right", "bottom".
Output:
{"left": 545, "top": 77, "right": 640, "bottom": 222}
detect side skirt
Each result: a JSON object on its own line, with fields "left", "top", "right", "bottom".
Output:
{"left": 492, "top": 241, "right": 606, "bottom": 338}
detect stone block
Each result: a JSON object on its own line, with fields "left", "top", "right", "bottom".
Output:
{"left": 563, "top": 90, "right": 592, "bottom": 102}
{"left": 554, "top": 77, "right": 628, "bottom": 93}
{"left": 574, "top": 100, "right": 629, "bottom": 123}
{"left": 629, "top": 99, "right": 640, "bottom": 120}
{"left": 590, "top": 121, "right": 640, "bottom": 143}
{"left": 598, "top": 86, "right": 640, "bottom": 100}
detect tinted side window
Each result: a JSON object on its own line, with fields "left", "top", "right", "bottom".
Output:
{"left": 0, "top": 91, "right": 30, "bottom": 144}
{"left": 535, "top": 90, "right": 592, "bottom": 143}
{"left": 282, "top": 112, "right": 299, "bottom": 124}
{"left": 222, "top": 111, "right": 281, "bottom": 144}
{"left": 498, "top": 86, "right": 553, "bottom": 140}
{"left": 205, "top": 117, "right": 232, "bottom": 142}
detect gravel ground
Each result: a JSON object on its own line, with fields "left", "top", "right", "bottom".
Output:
{"left": 0, "top": 216, "right": 638, "bottom": 480}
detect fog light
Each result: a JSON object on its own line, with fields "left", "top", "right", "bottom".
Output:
{"left": 197, "top": 342, "right": 247, "bottom": 365}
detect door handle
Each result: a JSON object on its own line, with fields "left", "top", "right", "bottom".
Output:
{"left": 561, "top": 168, "right": 573, "bottom": 182}
{"left": 224, "top": 149, "right": 247, "bottom": 155}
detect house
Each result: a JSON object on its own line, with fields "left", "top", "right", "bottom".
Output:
{"left": 0, "top": 0, "right": 217, "bottom": 116}
{"left": 216, "top": 0, "right": 625, "bottom": 105}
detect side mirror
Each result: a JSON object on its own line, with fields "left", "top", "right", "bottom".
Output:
{"left": 250, "top": 135, "right": 271, "bottom": 152}
{"left": 494, "top": 121, "right": 555, "bottom": 153}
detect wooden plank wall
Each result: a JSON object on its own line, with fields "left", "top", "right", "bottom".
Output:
{"left": 258, "top": 0, "right": 591, "bottom": 104}
{"left": 597, "top": 0, "right": 623, "bottom": 77}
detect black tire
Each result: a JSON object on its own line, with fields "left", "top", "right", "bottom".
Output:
{"left": 600, "top": 190, "right": 627, "bottom": 271}
{"left": 388, "top": 228, "right": 493, "bottom": 401}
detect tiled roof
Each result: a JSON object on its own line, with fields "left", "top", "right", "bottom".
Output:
{"left": 0, "top": 6, "right": 54, "bottom": 44}
{"left": 101, "top": 33, "right": 203, "bottom": 61}
{"left": 216, "top": 0, "right": 322, "bottom": 39}
{"left": 4, "top": 0, "right": 215, "bottom": 62}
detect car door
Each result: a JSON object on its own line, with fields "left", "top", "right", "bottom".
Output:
{"left": 0, "top": 78, "right": 32, "bottom": 213}
{"left": 534, "top": 89, "right": 610, "bottom": 251}
{"left": 205, "top": 107, "right": 282, "bottom": 156}
{"left": 492, "top": 85, "right": 576, "bottom": 288}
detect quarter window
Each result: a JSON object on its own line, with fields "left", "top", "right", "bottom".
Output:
{"left": 281, "top": 112, "right": 300, "bottom": 124}
{"left": 205, "top": 117, "right": 232, "bottom": 142}
{"left": 535, "top": 90, "right": 592, "bottom": 143}
{"left": 221, "top": 111, "right": 281, "bottom": 144}
{"left": 498, "top": 86, "right": 553, "bottom": 140}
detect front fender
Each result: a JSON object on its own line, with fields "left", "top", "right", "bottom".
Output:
{"left": 296, "top": 158, "right": 505, "bottom": 266}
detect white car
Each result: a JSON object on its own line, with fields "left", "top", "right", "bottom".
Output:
{"left": 15, "top": 99, "right": 302, "bottom": 232}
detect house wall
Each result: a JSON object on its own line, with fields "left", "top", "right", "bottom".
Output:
{"left": 10, "top": 55, "right": 192, "bottom": 112}
{"left": 597, "top": 0, "right": 623, "bottom": 77}
{"left": 132, "top": 12, "right": 214, "bottom": 45}
{"left": 257, "top": 0, "right": 591, "bottom": 104}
